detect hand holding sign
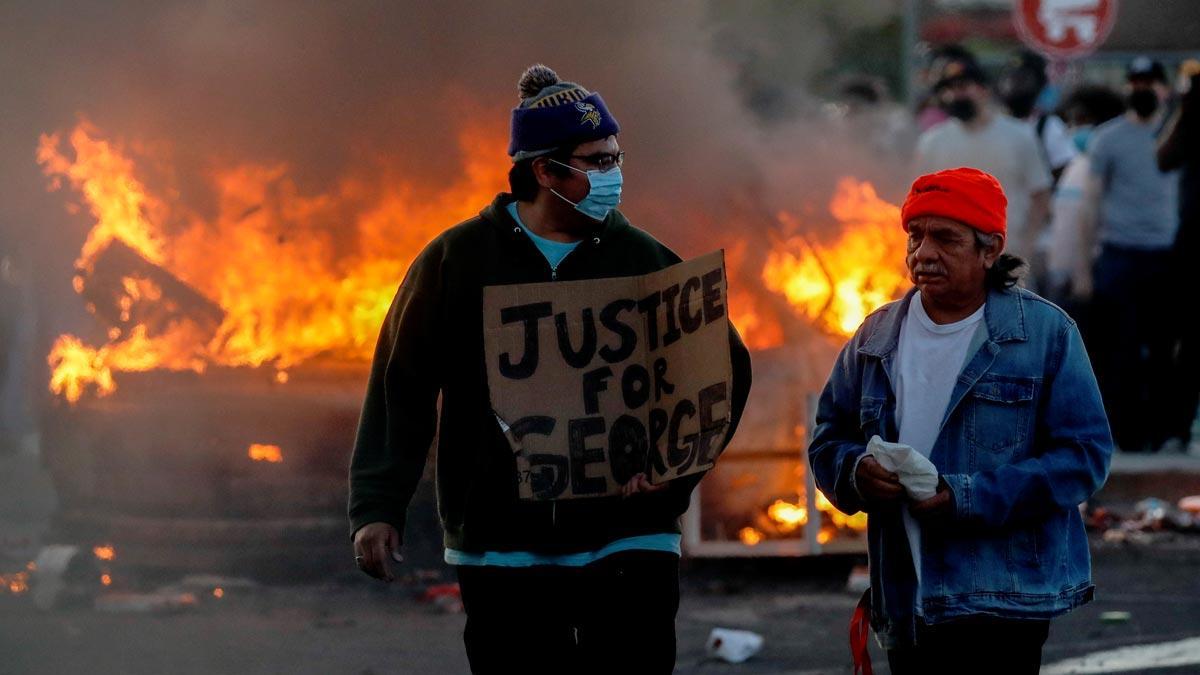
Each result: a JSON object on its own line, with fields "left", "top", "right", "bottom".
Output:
{"left": 484, "top": 251, "right": 734, "bottom": 500}
{"left": 621, "top": 472, "right": 667, "bottom": 498}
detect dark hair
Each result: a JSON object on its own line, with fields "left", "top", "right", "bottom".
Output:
{"left": 1059, "top": 85, "right": 1126, "bottom": 127}
{"left": 974, "top": 231, "right": 1026, "bottom": 289}
{"left": 507, "top": 146, "right": 576, "bottom": 200}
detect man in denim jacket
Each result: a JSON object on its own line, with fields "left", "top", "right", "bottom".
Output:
{"left": 810, "top": 167, "right": 1112, "bottom": 674}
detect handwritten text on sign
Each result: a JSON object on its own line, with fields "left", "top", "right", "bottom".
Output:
{"left": 483, "top": 251, "right": 733, "bottom": 500}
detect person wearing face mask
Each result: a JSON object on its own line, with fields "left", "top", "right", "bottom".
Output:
{"left": 1043, "top": 86, "right": 1127, "bottom": 311}
{"left": 998, "top": 50, "right": 1077, "bottom": 185}
{"left": 1076, "top": 57, "right": 1181, "bottom": 455}
{"left": 347, "top": 63, "right": 752, "bottom": 674}
{"left": 915, "top": 50, "right": 1053, "bottom": 287}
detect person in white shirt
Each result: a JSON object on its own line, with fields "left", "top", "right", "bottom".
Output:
{"left": 811, "top": 167, "right": 1112, "bottom": 674}
{"left": 915, "top": 52, "right": 1052, "bottom": 282}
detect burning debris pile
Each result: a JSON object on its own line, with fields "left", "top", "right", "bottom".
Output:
{"left": 38, "top": 120, "right": 511, "bottom": 403}
{"left": 763, "top": 179, "right": 907, "bottom": 337}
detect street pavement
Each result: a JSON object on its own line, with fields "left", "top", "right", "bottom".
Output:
{"left": 3, "top": 450, "right": 1199, "bottom": 674}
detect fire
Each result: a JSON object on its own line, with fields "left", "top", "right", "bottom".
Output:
{"left": 100, "top": 573, "right": 113, "bottom": 586}
{"left": 36, "top": 120, "right": 167, "bottom": 272}
{"left": 766, "top": 499, "right": 808, "bottom": 532}
{"left": 741, "top": 488, "right": 868, "bottom": 547}
{"left": 93, "top": 544, "right": 116, "bottom": 561}
{"left": 213, "top": 588, "right": 225, "bottom": 599}
{"left": 39, "top": 120, "right": 509, "bottom": 402}
{"left": 725, "top": 242, "right": 784, "bottom": 350}
{"left": 738, "top": 527, "right": 764, "bottom": 546}
{"left": 1, "top": 571, "right": 30, "bottom": 595}
{"left": 764, "top": 178, "right": 908, "bottom": 337}
{"left": 248, "top": 443, "right": 283, "bottom": 463}
{"left": 816, "top": 489, "right": 869, "bottom": 532}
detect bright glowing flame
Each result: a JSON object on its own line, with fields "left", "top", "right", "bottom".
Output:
{"left": 40, "top": 121, "right": 509, "bottom": 402}
{"left": 738, "top": 527, "right": 765, "bottom": 546}
{"left": 766, "top": 499, "right": 808, "bottom": 532}
{"left": 213, "top": 588, "right": 225, "bottom": 599}
{"left": 100, "top": 573, "right": 113, "bottom": 586}
{"left": 93, "top": 544, "right": 116, "bottom": 561}
{"left": 36, "top": 121, "right": 167, "bottom": 272}
{"left": 248, "top": 443, "right": 283, "bottom": 463}
{"left": 764, "top": 178, "right": 908, "bottom": 337}
{"left": 749, "top": 488, "right": 867, "bottom": 547}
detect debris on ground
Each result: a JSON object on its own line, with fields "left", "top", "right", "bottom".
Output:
{"left": 1100, "top": 611, "right": 1132, "bottom": 624}
{"left": 419, "top": 583, "right": 463, "bottom": 614}
{"left": 706, "top": 627, "right": 764, "bottom": 664}
{"left": 178, "top": 573, "right": 257, "bottom": 599}
{"left": 94, "top": 590, "right": 198, "bottom": 613}
{"left": 1086, "top": 497, "right": 1200, "bottom": 544}
{"left": 845, "top": 564, "right": 870, "bottom": 594}
{"left": 1179, "top": 495, "right": 1200, "bottom": 516}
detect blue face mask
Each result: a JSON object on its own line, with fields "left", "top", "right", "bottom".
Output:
{"left": 1072, "top": 126, "right": 1093, "bottom": 153}
{"left": 549, "top": 160, "right": 623, "bottom": 221}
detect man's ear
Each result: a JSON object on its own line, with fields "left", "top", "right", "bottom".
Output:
{"left": 531, "top": 157, "right": 556, "bottom": 189}
{"left": 983, "top": 233, "right": 1005, "bottom": 269}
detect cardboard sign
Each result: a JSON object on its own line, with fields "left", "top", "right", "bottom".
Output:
{"left": 484, "top": 250, "right": 733, "bottom": 500}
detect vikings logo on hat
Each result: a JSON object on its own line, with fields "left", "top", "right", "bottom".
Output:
{"left": 575, "top": 102, "right": 602, "bottom": 129}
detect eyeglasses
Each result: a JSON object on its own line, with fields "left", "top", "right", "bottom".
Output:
{"left": 568, "top": 151, "right": 625, "bottom": 173}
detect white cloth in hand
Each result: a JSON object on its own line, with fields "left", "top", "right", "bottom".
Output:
{"left": 865, "top": 435, "right": 939, "bottom": 501}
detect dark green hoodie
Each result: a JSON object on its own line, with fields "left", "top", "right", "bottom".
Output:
{"left": 348, "top": 194, "right": 753, "bottom": 554}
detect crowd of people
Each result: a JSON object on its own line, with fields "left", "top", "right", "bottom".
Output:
{"left": 907, "top": 45, "right": 1200, "bottom": 455}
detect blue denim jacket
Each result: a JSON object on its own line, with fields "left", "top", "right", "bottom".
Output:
{"left": 809, "top": 287, "right": 1112, "bottom": 648}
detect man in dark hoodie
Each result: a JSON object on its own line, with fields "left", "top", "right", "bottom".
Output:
{"left": 348, "top": 64, "right": 752, "bottom": 674}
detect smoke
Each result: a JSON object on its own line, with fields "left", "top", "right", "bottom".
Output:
{"left": 0, "top": 0, "right": 910, "bottom": 342}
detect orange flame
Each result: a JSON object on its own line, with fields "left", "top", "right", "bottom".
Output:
{"left": 750, "top": 489, "right": 867, "bottom": 546}
{"left": 1, "top": 571, "right": 30, "bottom": 595}
{"left": 37, "top": 121, "right": 168, "bottom": 272}
{"left": 248, "top": 443, "right": 283, "bottom": 463}
{"left": 737, "top": 527, "right": 764, "bottom": 546}
{"left": 816, "top": 489, "right": 869, "bottom": 532}
{"left": 93, "top": 544, "right": 116, "bottom": 561}
{"left": 764, "top": 178, "right": 908, "bottom": 337}
{"left": 766, "top": 499, "right": 808, "bottom": 532}
{"left": 40, "top": 121, "right": 508, "bottom": 402}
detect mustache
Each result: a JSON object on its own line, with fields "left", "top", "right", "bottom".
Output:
{"left": 912, "top": 264, "right": 946, "bottom": 276}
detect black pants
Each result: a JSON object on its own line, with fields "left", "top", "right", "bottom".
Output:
{"left": 455, "top": 551, "right": 679, "bottom": 675}
{"left": 887, "top": 617, "right": 1050, "bottom": 675}
{"left": 1089, "top": 244, "right": 1177, "bottom": 452}
{"left": 1166, "top": 224, "right": 1200, "bottom": 444}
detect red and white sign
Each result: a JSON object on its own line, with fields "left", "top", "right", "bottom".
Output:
{"left": 1014, "top": 0, "right": 1118, "bottom": 60}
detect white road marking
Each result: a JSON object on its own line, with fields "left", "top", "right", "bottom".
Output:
{"left": 1042, "top": 636, "right": 1200, "bottom": 674}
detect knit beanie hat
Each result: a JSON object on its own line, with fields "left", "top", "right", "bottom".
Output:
{"left": 508, "top": 64, "right": 620, "bottom": 162}
{"left": 902, "top": 167, "right": 1008, "bottom": 236}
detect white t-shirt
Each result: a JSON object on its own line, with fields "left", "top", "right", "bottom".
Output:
{"left": 916, "top": 113, "right": 1053, "bottom": 258}
{"left": 1046, "top": 155, "right": 1091, "bottom": 279}
{"left": 894, "top": 292, "right": 986, "bottom": 603}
